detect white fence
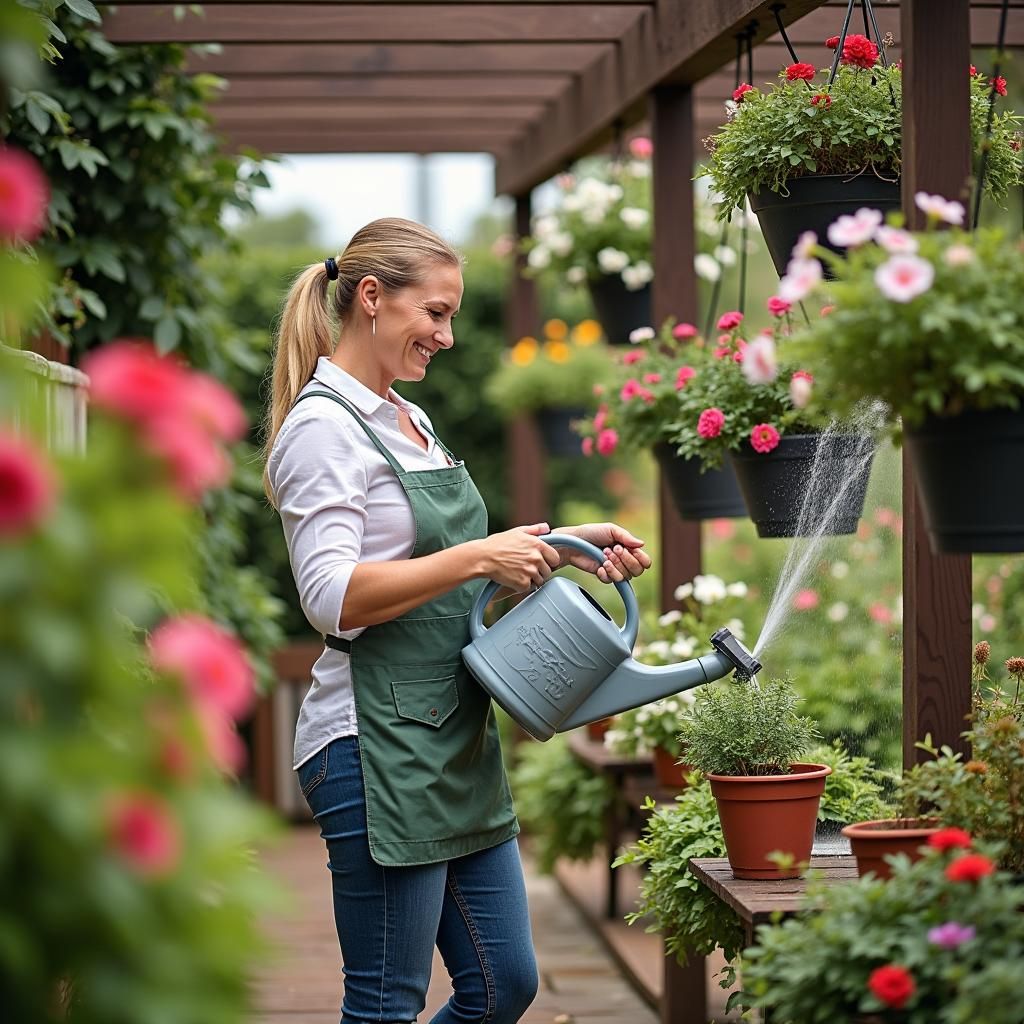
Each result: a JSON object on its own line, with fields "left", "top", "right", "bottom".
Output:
{"left": 5, "top": 345, "right": 89, "bottom": 454}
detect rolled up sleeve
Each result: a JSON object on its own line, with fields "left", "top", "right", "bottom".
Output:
{"left": 270, "top": 413, "right": 368, "bottom": 637}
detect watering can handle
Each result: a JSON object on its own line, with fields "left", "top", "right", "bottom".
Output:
{"left": 468, "top": 533, "right": 640, "bottom": 647}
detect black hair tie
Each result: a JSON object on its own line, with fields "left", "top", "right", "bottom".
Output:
{"left": 324, "top": 257, "right": 339, "bottom": 281}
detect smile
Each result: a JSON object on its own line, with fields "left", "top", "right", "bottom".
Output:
{"left": 413, "top": 342, "right": 433, "bottom": 361}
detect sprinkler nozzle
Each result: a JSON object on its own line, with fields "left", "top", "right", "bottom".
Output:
{"left": 710, "top": 627, "right": 762, "bottom": 680}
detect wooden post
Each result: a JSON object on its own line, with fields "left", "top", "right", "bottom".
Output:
{"left": 899, "top": 0, "right": 973, "bottom": 767}
{"left": 508, "top": 194, "right": 548, "bottom": 526}
{"left": 651, "top": 85, "right": 702, "bottom": 613}
{"left": 651, "top": 81, "right": 707, "bottom": 1024}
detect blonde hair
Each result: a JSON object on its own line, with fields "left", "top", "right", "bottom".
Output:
{"left": 262, "top": 217, "right": 461, "bottom": 503}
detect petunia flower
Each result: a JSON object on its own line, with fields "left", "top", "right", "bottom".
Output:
{"left": 741, "top": 335, "right": 778, "bottom": 385}
{"left": 874, "top": 254, "right": 935, "bottom": 303}
{"left": 827, "top": 207, "right": 884, "bottom": 248}
{"left": 914, "top": 192, "right": 966, "bottom": 225}
{"left": 778, "top": 257, "right": 823, "bottom": 303}
{"left": 875, "top": 225, "right": 919, "bottom": 254}
{"left": 628, "top": 326, "right": 656, "bottom": 343}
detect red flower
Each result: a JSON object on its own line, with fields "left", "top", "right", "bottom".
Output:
{"left": 970, "top": 64, "right": 978, "bottom": 76}
{"left": 106, "top": 791, "right": 182, "bottom": 878}
{"left": 675, "top": 365, "right": 696, "bottom": 391}
{"left": 946, "top": 853, "right": 996, "bottom": 883}
{"left": 697, "top": 408, "right": 725, "bottom": 439}
{"left": 629, "top": 136, "right": 653, "bottom": 159}
{"left": 928, "top": 827, "right": 972, "bottom": 852}
{"left": 750, "top": 423, "right": 781, "bottom": 454}
{"left": 825, "top": 35, "right": 840, "bottom": 49}
{"left": 767, "top": 296, "right": 792, "bottom": 317}
{"left": 0, "top": 431, "right": 56, "bottom": 537}
{"left": 811, "top": 93, "right": 832, "bottom": 108}
{"left": 786, "top": 62, "right": 817, "bottom": 82}
{"left": 841, "top": 33, "right": 879, "bottom": 69}
{"left": 144, "top": 416, "right": 231, "bottom": 502}
{"left": 185, "top": 375, "right": 247, "bottom": 443}
{"left": 868, "top": 965, "right": 915, "bottom": 1009}
{"left": 717, "top": 311, "right": 744, "bottom": 331}
{"left": 732, "top": 83, "right": 755, "bottom": 103}
{"left": 83, "top": 341, "right": 191, "bottom": 427}
{"left": 992, "top": 76, "right": 1008, "bottom": 97}
{"left": 0, "top": 147, "right": 49, "bottom": 242}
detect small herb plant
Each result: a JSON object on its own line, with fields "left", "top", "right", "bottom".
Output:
{"left": 701, "top": 41, "right": 1021, "bottom": 218}
{"left": 483, "top": 318, "right": 611, "bottom": 419}
{"left": 678, "top": 677, "right": 819, "bottom": 776}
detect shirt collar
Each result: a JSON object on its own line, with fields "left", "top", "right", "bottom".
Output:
{"left": 311, "top": 356, "right": 392, "bottom": 416}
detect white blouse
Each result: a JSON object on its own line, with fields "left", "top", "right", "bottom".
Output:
{"left": 267, "top": 357, "right": 452, "bottom": 769}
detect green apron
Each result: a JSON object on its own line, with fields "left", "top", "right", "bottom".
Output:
{"left": 294, "top": 390, "right": 518, "bottom": 867}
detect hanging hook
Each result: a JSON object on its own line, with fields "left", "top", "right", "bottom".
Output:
{"left": 771, "top": 5, "right": 800, "bottom": 66}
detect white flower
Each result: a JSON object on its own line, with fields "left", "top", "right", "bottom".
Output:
{"left": 533, "top": 214, "right": 559, "bottom": 241}
{"left": 791, "top": 230, "right": 817, "bottom": 260}
{"left": 674, "top": 582, "right": 694, "bottom": 601}
{"left": 582, "top": 205, "right": 607, "bottom": 225}
{"left": 527, "top": 245, "right": 551, "bottom": 269}
{"left": 646, "top": 641, "right": 671, "bottom": 660}
{"left": 874, "top": 254, "right": 934, "bottom": 303}
{"left": 831, "top": 560, "right": 849, "bottom": 579}
{"left": 726, "top": 618, "right": 746, "bottom": 641}
{"left": 621, "top": 261, "right": 654, "bottom": 290}
{"left": 972, "top": 602, "right": 986, "bottom": 621}
{"left": 620, "top": 206, "right": 650, "bottom": 230}
{"left": 694, "top": 253, "right": 721, "bottom": 281}
{"left": 693, "top": 574, "right": 727, "bottom": 604}
{"left": 566, "top": 265, "right": 587, "bottom": 285}
{"left": 979, "top": 613, "right": 997, "bottom": 633}
{"left": 778, "top": 257, "right": 822, "bottom": 303}
{"left": 789, "top": 374, "right": 813, "bottom": 409}
{"left": 894, "top": 594, "right": 903, "bottom": 623}
{"left": 671, "top": 637, "right": 696, "bottom": 659}
{"left": 714, "top": 244, "right": 737, "bottom": 266}
{"left": 658, "top": 609, "right": 683, "bottom": 627}
{"left": 827, "top": 207, "right": 883, "bottom": 248}
{"left": 875, "top": 225, "right": 918, "bottom": 254}
{"left": 678, "top": 688, "right": 696, "bottom": 706}
{"left": 597, "top": 246, "right": 630, "bottom": 274}
{"left": 726, "top": 581, "right": 748, "bottom": 598}
{"left": 741, "top": 333, "right": 779, "bottom": 385}
{"left": 914, "top": 191, "right": 966, "bottom": 226}
{"left": 827, "top": 601, "right": 849, "bottom": 623}
{"left": 635, "top": 709, "right": 650, "bottom": 724}
{"left": 549, "top": 232, "right": 574, "bottom": 258}
{"left": 562, "top": 194, "right": 583, "bottom": 213}
{"left": 724, "top": 99, "right": 739, "bottom": 119}
{"left": 943, "top": 243, "right": 975, "bottom": 267}
{"left": 628, "top": 160, "right": 651, "bottom": 178}
{"left": 628, "top": 326, "right": 655, "bottom": 343}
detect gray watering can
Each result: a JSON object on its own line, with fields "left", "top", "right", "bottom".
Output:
{"left": 461, "top": 534, "right": 762, "bottom": 741}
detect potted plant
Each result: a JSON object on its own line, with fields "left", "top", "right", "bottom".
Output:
{"left": 668, "top": 304, "right": 876, "bottom": 537}
{"left": 677, "top": 677, "right": 829, "bottom": 879}
{"left": 575, "top": 318, "right": 747, "bottom": 519}
{"left": 701, "top": 34, "right": 1021, "bottom": 276}
{"left": 792, "top": 202, "right": 1024, "bottom": 553}
{"left": 742, "top": 834, "right": 1024, "bottom": 1022}
{"left": 483, "top": 318, "right": 610, "bottom": 457}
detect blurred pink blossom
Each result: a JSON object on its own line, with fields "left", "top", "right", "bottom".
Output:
{"left": 0, "top": 147, "right": 49, "bottom": 241}
{"left": 875, "top": 254, "right": 934, "bottom": 303}
{"left": 622, "top": 350, "right": 645, "bottom": 365}
{"left": 581, "top": 436, "right": 594, "bottom": 457}
{"left": 199, "top": 706, "right": 248, "bottom": 775}
{"left": 672, "top": 322, "right": 698, "bottom": 339}
{"left": 869, "top": 602, "right": 893, "bottom": 625}
{"left": 675, "top": 365, "right": 696, "bottom": 390}
{"left": 793, "top": 589, "right": 820, "bottom": 611}
{"left": 593, "top": 406, "right": 608, "bottom": 432}
{"left": 0, "top": 431, "right": 56, "bottom": 537}
{"left": 709, "top": 519, "right": 736, "bottom": 540}
{"left": 697, "top": 408, "right": 725, "bottom": 439}
{"left": 106, "top": 791, "right": 182, "bottom": 877}
{"left": 185, "top": 374, "right": 247, "bottom": 443}
{"left": 596, "top": 428, "right": 618, "bottom": 456}
{"left": 628, "top": 136, "right": 653, "bottom": 159}
{"left": 84, "top": 341, "right": 190, "bottom": 425}
{"left": 144, "top": 416, "right": 231, "bottom": 501}
{"left": 643, "top": 372, "right": 662, "bottom": 384}
{"left": 717, "top": 311, "right": 743, "bottom": 331}
{"left": 767, "top": 296, "right": 791, "bottom": 317}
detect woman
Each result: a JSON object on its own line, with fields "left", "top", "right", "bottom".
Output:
{"left": 264, "top": 217, "right": 651, "bottom": 1024}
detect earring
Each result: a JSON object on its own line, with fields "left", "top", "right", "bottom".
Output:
{"left": 371, "top": 315, "right": 376, "bottom": 338}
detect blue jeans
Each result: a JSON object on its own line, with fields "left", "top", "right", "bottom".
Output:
{"left": 297, "top": 736, "right": 539, "bottom": 1024}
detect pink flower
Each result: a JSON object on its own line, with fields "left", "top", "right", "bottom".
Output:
{"left": 622, "top": 350, "right": 645, "bottom": 365}
{"left": 581, "top": 436, "right": 594, "bottom": 457}
{"left": 592, "top": 384, "right": 605, "bottom": 396}
{"left": 790, "top": 371, "right": 813, "bottom": 409}
{"left": 874, "top": 254, "right": 935, "bottom": 303}
{"left": 629, "top": 136, "right": 653, "bottom": 159}
{"left": 767, "top": 296, "right": 791, "bottom": 317}
{"left": 741, "top": 335, "right": 778, "bottom": 385}
{"left": 643, "top": 372, "right": 662, "bottom": 384}
{"left": 827, "top": 207, "right": 883, "bottom": 248}
{"left": 841, "top": 33, "right": 879, "bottom": 69}
{"left": 636, "top": 387, "right": 656, "bottom": 404}
{"left": 596, "top": 428, "right": 618, "bottom": 456}
{"left": 0, "top": 147, "right": 49, "bottom": 241}
{"left": 619, "top": 378, "right": 643, "bottom": 402}
{"left": 83, "top": 341, "right": 191, "bottom": 426}
{"left": 713, "top": 346, "right": 731, "bottom": 360}
{"left": 820, "top": 304, "right": 835, "bottom": 317}
{"left": 970, "top": 64, "right": 978, "bottom": 77}
{"left": 750, "top": 423, "right": 781, "bottom": 454}
{"left": 0, "top": 431, "right": 56, "bottom": 537}
{"left": 875, "top": 225, "right": 919, "bottom": 254}
{"left": 786, "top": 62, "right": 817, "bottom": 82}
{"left": 792, "top": 370, "right": 814, "bottom": 384}
{"left": 778, "top": 257, "right": 823, "bottom": 303}
{"left": 717, "top": 311, "right": 743, "bottom": 331}
{"left": 106, "top": 791, "right": 182, "bottom": 878}
{"left": 733, "top": 339, "right": 748, "bottom": 363}
{"left": 928, "top": 922, "right": 976, "bottom": 950}
{"left": 914, "top": 192, "right": 966, "bottom": 225}
{"left": 144, "top": 417, "right": 231, "bottom": 502}
{"left": 792, "top": 230, "right": 818, "bottom": 260}
{"left": 811, "top": 93, "right": 832, "bottom": 108}
{"left": 944, "top": 243, "right": 975, "bottom": 267}
{"left": 593, "top": 405, "right": 608, "bottom": 432}
{"left": 675, "top": 365, "right": 696, "bottom": 390}
{"left": 992, "top": 76, "right": 1008, "bottom": 97}
{"left": 868, "top": 602, "right": 893, "bottom": 625}
{"left": 792, "top": 588, "right": 819, "bottom": 611}
{"left": 710, "top": 518, "right": 736, "bottom": 540}
{"left": 697, "top": 408, "right": 725, "bottom": 439}
{"left": 199, "top": 706, "right": 247, "bottom": 775}
{"left": 874, "top": 506, "right": 898, "bottom": 528}
{"left": 732, "top": 83, "right": 755, "bottom": 103}
{"left": 672, "top": 322, "right": 698, "bottom": 340}
{"left": 184, "top": 375, "right": 247, "bottom": 443}
{"left": 149, "top": 614, "right": 254, "bottom": 720}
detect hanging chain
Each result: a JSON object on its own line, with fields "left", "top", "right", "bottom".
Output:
{"left": 771, "top": 4, "right": 800, "bottom": 65}
{"left": 971, "top": 0, "right": 1011, "bottom": 229}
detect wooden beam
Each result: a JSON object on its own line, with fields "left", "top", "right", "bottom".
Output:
{"left": 212, "top": 101, "right": 544, "bottom": 122}
{"left": 103, "top": 3, "right": 644, "bottom": 43}
{"left": 218, "top": 128, "right": 512, "bottom": 153}
{"left": 186, "top": 42, "right": 608, "bottom": 76}
{"left": 109, "top": 0, "right": 651, "bottom": 4}
{"left": 899, "top": 0, "right": 973, "bottom": 768}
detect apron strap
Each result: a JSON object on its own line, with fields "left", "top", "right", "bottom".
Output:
{"left": 416, "top": 419, "right": 459, "bottom": 464}
{"left": 325, "top": 634, "right": 352, "bottom": 653}
{"left": 294, "top": 390, "right": 405, "bottom": 475}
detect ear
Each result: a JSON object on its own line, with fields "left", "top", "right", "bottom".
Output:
{"left": 356, "top": 275, "right": 380, "bottom": 317}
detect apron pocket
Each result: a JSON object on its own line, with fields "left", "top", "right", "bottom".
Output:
{"left": 391, "top": 674, "right": 459, "bottom": 728}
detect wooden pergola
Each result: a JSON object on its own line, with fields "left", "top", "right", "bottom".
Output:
{"left": 109, "top": 0, "right": 1014, "bottom": 864}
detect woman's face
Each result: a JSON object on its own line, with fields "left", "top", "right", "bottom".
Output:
{"left": 375, "top": 263, "right": 464, "bottom": 383}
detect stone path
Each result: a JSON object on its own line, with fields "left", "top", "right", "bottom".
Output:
{"left": 254, "top": 825, "right": 658, "bottom": 1024}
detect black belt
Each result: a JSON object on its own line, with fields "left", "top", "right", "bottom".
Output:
{"left": 325, "top": 635, "right": 352, "bottom": 653}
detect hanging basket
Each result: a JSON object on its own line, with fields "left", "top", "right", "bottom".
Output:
{"left": 652, "top": 442, "right": 747, "bottom": 520}
{"left": 728, "top": 433, "right": 875, "bottom": 539}
{"left": 535, "top": 406, "right": 588, "bottom": 458}
{"left": 903, "top": 407, "right": 1024, "bottom": 554}
{"left": 748, "top": 174, "right": 901, "bottom": 278}
{"left": 587, "top": 274, "right": 652, "bottom": 345}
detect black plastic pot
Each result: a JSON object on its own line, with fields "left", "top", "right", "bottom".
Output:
{"left": 904, "top": 408, "right": 1024, "bottom": 553}
{"left": 587, "top": 274, "right": 652, "bottom": 345}
{"left": 728, "top": 433, "right": 875, "bottom": 539}
{"left": 653, "top": 442, "right": 747, "bottom": 520}
{"left": 748, "top": 174, "right": 902, "bottom": 278}
{"left": 536, "top": 406, "right": 588, "bottom": 458}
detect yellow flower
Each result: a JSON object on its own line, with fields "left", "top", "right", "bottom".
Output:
{"left": 572, "top": 319, "right": 603, "bottom": 346}
{"left": 543, "top": 318, "right": 569, "bottom": 341}
{"left": 511, "top": 337, "right": 538, "bottom": 366}
{"left": 544, "top": 340, "right": 571, "bottom": 363}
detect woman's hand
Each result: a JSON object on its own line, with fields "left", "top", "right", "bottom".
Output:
{"left": 553, "top": 523, "right": 653, "bottom": 584}
{"left": 473, "top": 523, "right": 562, "bottom": 593}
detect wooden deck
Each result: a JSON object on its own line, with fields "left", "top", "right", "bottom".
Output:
{"left": 254, "top": 825, "right": 657, "bottom": 1024}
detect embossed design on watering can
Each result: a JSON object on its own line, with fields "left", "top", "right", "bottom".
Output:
{"left": 461, "top": 534, "right": 762, "bottom": 741}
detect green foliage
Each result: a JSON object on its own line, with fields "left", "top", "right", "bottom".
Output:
{"left": 742, "top": 843, "right": 1024, "bottom": 1022}
{"left": 811, "top": 740, "right": 893, "bottom": 826}
{"left": 508, "top": 733, "right": 615, "bottom": 874}
{"left": 795, "top": 224, "right": 1024, "bottom": 430}
{"left": 678, "top": 677, "right": 820, "bottom": 776}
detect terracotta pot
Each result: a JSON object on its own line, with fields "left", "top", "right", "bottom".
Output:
{"left": 841, "top": 818, "right": 941, "bottom": 880}
{"left": 586, "top": 718, "right": 612, "bottom": 742}
{"left": 708, "top": 763, "right": 832, "bottom": 880}
{"left": 653, "top": 746, "right": 692, "bottom": 789}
